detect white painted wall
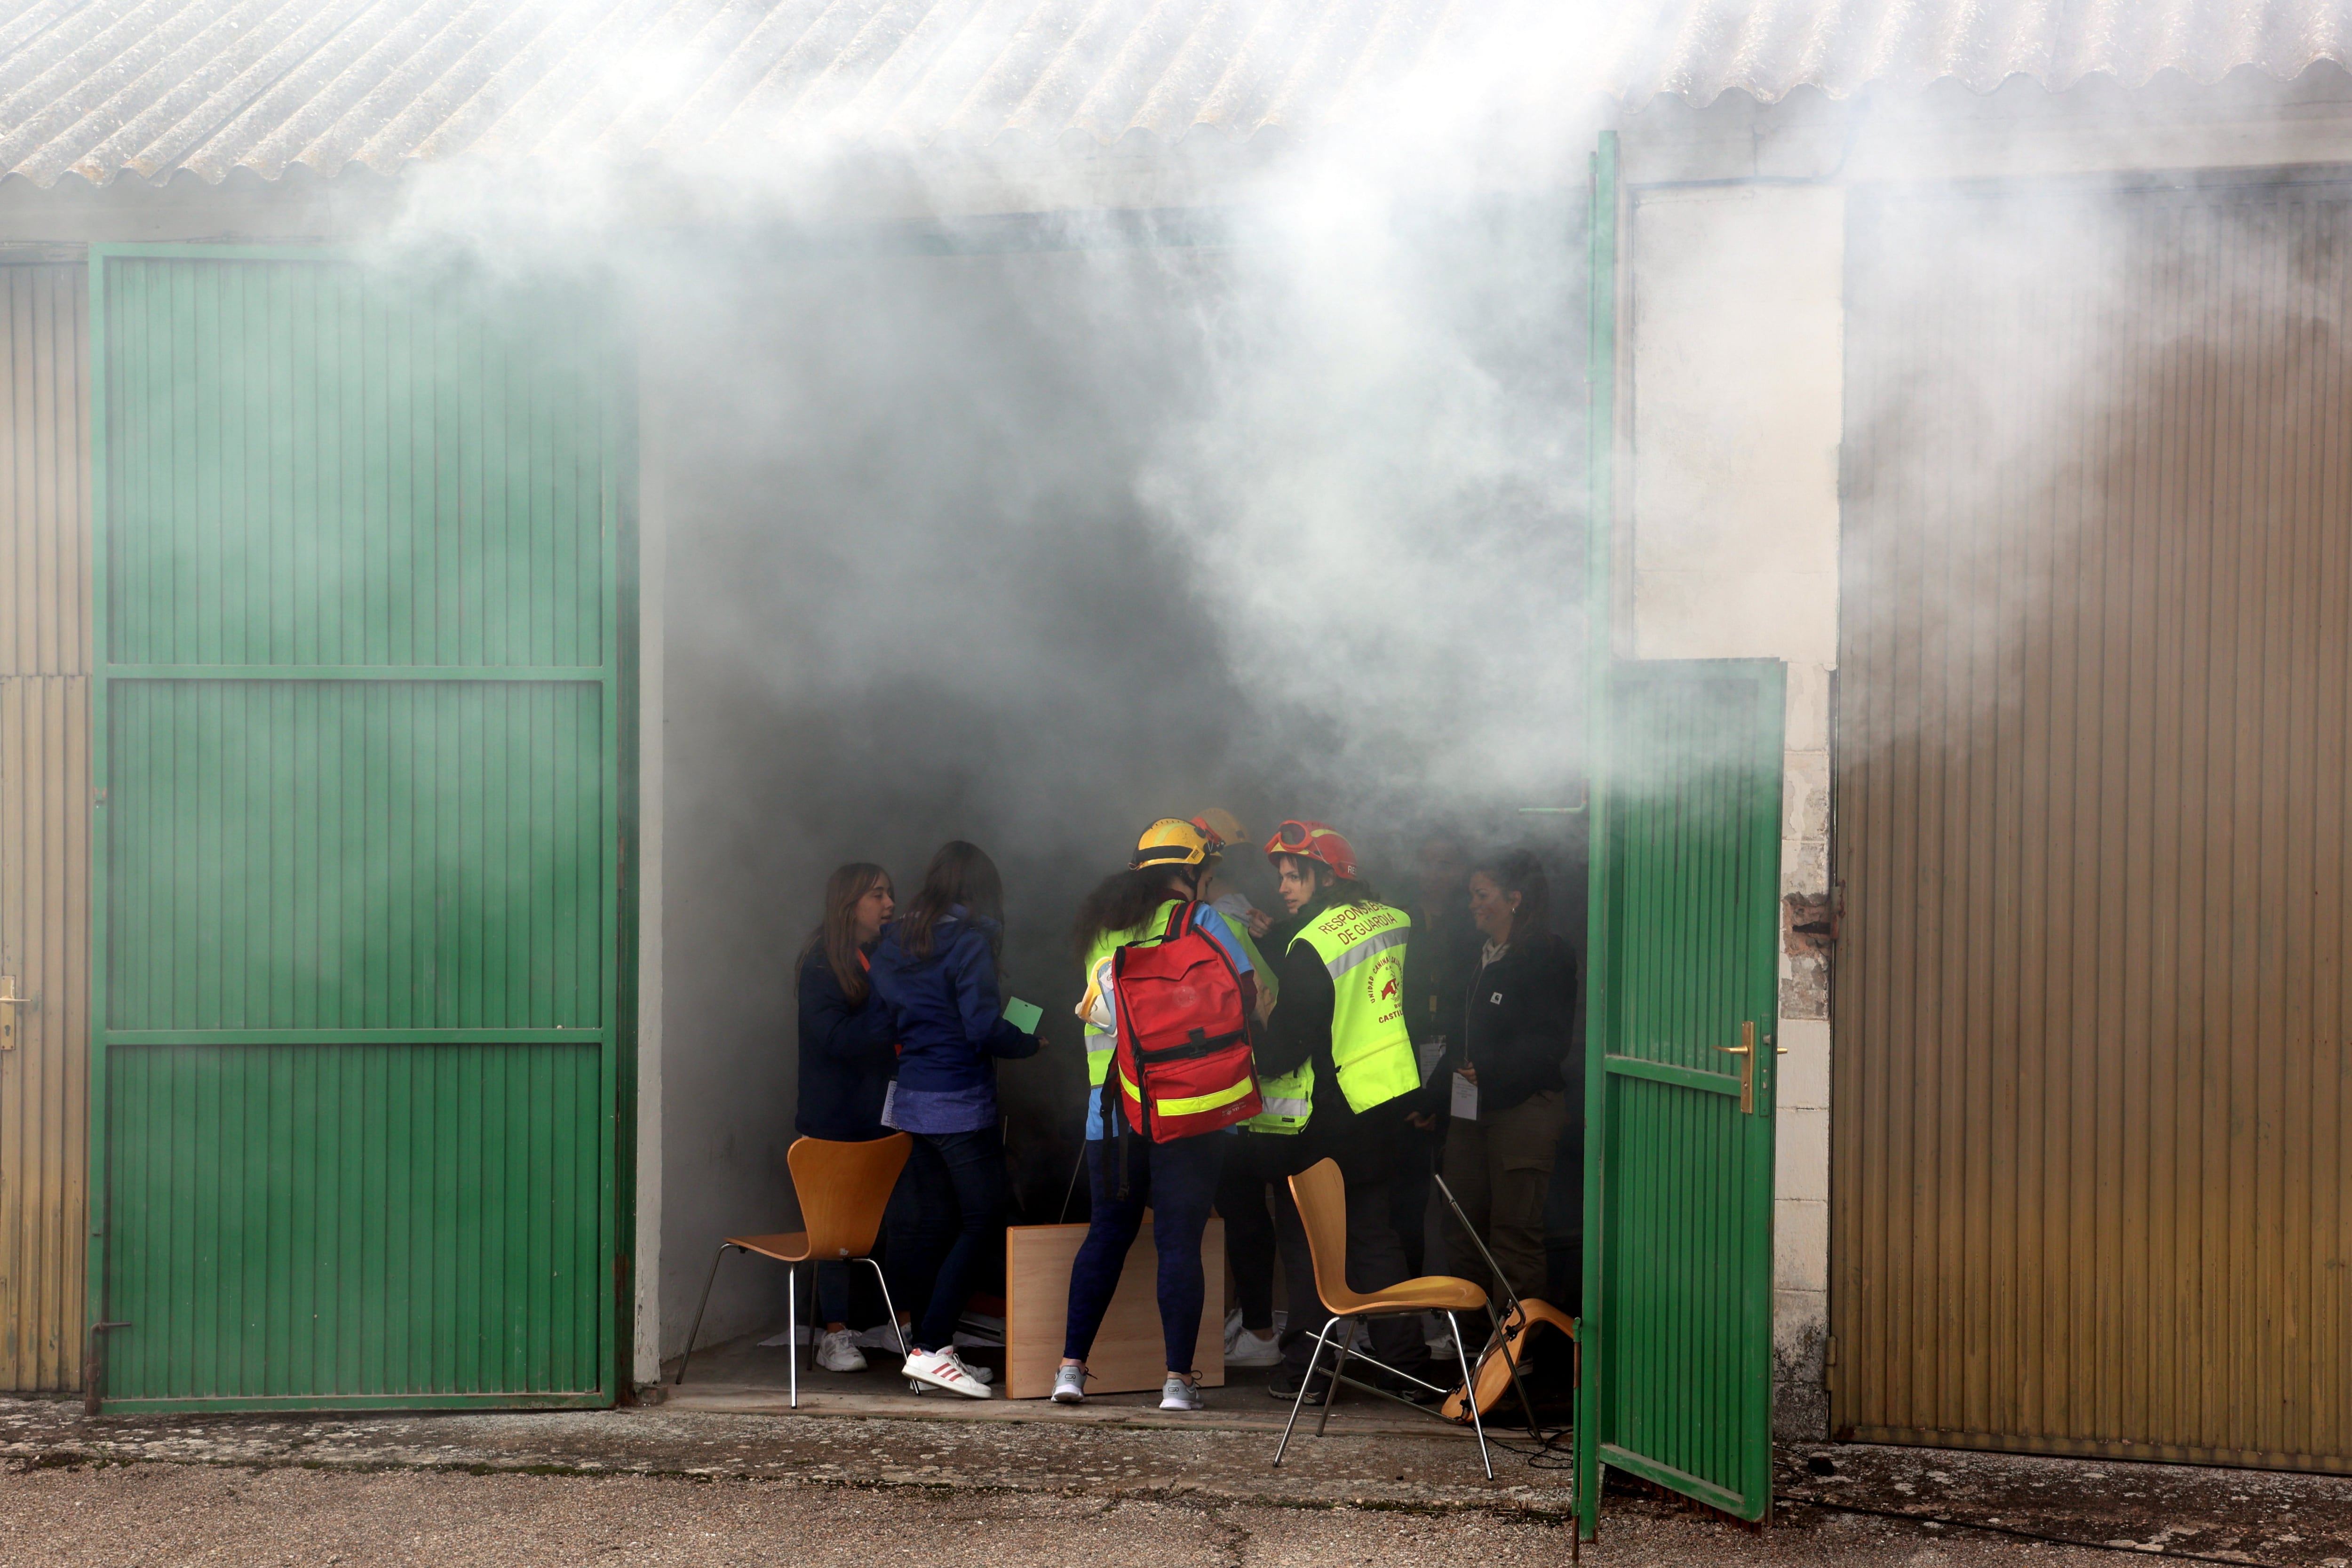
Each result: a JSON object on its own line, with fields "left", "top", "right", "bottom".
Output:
{"left": 1624, "top": 180, "right": 1843, "bottom": 1437}
{"left": 632, "top": 365, "right": 669, "bottom": 1389}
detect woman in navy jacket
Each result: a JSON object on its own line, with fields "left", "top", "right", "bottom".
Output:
{"left": 866, "top": 840, "right": 1041, "bottom": 1397}
{"left": 796, "top": 862, "right": 899, "bottom": 1143}
{"left": 793, "top": 861, "right": 915, "bottom": 1373}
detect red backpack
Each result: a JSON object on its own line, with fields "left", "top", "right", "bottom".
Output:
{"left": 1107, "top": 902, "right": 1263, "bottom": 1145}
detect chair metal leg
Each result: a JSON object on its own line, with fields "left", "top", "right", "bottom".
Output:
{"left": 677, "top": 1241, "right": 739, "bottom": 1382}
{"left": 858, "top": 1256, "right": 914, "bottom": 1363}
{"left": 1273, "top": 1318, "right": 1343, "bottom": 1466}
{"left": 675, "top": 1242, "right": 738, "bottom": 1385}
{"left": 1478, "top": 1304, "right": 1546, "bottom": 1441}
{"left": 1446, "top": 1309, "right": 1494, "bottom": 1481}
{"left": 1316, "top": 1317, "right": 1358, "bottom": 1439}
{"left": 787, "top": 1260, "right": 800, "bottom": 1409}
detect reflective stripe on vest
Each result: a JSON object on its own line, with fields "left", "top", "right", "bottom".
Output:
{"left": 1323, "top": 924, "right": 1407, "bottom": 979}
{"left": 1242, "top": 1060, "right": 1312, "bottom": 1134}
{"left": 1085, "top": 1029, "right": 1115, "bottom": 1086}
{"left": 1290, "top": 901, "right": 1420, "bottom": 1114}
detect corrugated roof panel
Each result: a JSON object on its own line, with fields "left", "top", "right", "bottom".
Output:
{"left": 13, "top": 0, "right": 2352, "bottom": 188}
{"left": 1603, "top": 0, "right": 2352, "bottom": 106}
{"left": 0, "top": 0, "right": 1505, "bottom": 184}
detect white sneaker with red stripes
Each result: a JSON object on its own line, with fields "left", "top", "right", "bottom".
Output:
{"left": 902, "top": 1347, "right": 994, "bottom": 1399}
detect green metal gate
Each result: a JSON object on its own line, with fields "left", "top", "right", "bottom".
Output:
{"left": 1578, "top": 658, "right": 1784, "bottom": 1522}
{"left": 86, "top": 247, "right": 634, "bottom": 1411}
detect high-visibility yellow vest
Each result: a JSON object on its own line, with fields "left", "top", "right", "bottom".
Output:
{"left": 1081, "top": 908, "right": 1177, "bottom": 1094}
{"left": 1237, "top": 918, "right": 1302, "bottom": 1131}
{"left": 1285, "top": 900, "right": 1420, "bottom": 1115}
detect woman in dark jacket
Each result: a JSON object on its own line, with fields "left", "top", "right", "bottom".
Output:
{"left": 1441, "top": 849, "right": 1579, "bottom": 1309}
{"left": 797, "top": 862, "right": 899, "bottom": 1142}
{"left": 866, "top": 840, "right": 1041, "bottom": 1397}
{"left": 794, "top": 862, "right": 908, "bottom": 1373}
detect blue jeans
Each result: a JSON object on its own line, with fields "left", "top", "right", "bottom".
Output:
{"left": 1063, "top": 1134, "right": 1228, "bottom": 1373}
{"left": 901, "top": 1126, "right": 1008, "bottom": 1353}
{"left": 816, "top": 1260, "right": 852, "bottom": 1327}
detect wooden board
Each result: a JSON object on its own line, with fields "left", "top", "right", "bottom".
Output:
{"left": 1004, "top": 1218, "right": 1224, "bottom": 1400}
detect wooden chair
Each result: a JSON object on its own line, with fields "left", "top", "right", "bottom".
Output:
{"left": 675, "top": 1132, "right": 914, "bottom": 1406}
{"left": 1274, "top": 1157, "right": 1497, "bottom": 1477}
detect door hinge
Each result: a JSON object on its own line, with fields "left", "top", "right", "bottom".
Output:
{"left": 1823, "top": 1334, "right": 1840, "bottom": 1393}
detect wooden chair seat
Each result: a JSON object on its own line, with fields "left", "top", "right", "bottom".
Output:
{"left": 1324, "top": 1274, "right": 1488, "bottom": 1316}
{"left": 726, "top": 1232, "right": 813, "bottom": 1266}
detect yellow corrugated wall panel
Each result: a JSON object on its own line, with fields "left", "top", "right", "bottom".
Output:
{"left": 1835, "top": 182, "right": 2352, "bottom": 1472}
{"left": 0, "top": 260, "right": 90, "bottom": 1392}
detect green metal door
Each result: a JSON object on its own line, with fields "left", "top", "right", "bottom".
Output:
{"left": 86, "top": 247, "right": 633, "bottom": 1411}
{"left": 1578, "top": 658, "right": 1783, "bottom": 1524}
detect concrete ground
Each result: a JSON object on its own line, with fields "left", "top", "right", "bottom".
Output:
{"left": 0, "top": 1337, "right": 2344, "bottom": 1567}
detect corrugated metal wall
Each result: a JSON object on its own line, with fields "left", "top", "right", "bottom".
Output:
{"left": 92, "top": 254, "right": 624, "bottom": 1409}
{"left": 0, "top": 261, "right": 88, "bottom": 1392}
{"left": 1836, "top": 180, "right": 2352, "bottom": 1472}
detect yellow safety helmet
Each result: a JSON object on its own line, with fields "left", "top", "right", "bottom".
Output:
{"left": 1190, "top": 808, "right": 1248, "bottom": 851}
{"left": 1132, "top": 817, "right": 1222, "bottom": 870}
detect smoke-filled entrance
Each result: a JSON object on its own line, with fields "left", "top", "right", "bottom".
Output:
{"left": 637, "top": 208, "right": 1594, "bottom": 1369}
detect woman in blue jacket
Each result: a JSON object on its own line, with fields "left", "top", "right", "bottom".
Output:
{"left": 867, "top": 840, "right": 1041, "bottom": 1397}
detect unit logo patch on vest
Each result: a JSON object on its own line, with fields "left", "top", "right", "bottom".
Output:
{"left": 1366, "top": 952, "right": 1406, "bottom": 1026}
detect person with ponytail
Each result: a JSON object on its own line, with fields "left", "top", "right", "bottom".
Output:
{"left": 867, "top": 840, "right": 1041, "bottom": 1398}
{"left": 1049, "top": 818, "right": 1262, "bottom": 1412}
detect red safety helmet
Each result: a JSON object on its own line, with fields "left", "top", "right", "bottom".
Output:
{"left": 1263, "top": 819, "right": 1360, "bottom": 882}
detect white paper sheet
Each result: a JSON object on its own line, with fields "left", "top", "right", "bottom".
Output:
{"left": 1450, "top": 1070, "right": 1479, "bottom": 1122}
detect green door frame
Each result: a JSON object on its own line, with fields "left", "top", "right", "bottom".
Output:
{"left": 83, "top": 244, "right": 638, "bottom": 1411}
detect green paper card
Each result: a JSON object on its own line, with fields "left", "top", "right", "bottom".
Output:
{"left": 1003, "top": 997, "right": 1044, "bottom": 1034}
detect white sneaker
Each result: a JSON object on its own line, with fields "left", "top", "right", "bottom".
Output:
{"left": 902, "top": 1347, "right": 993, "bottom": 1399}
{"left": 1226, "top": 1327, "right": 1280, "bottom": 1367}
{"left": 1160, "top": 1374, "right": 1204, "bottom": 1411}
{"left": 816, "top": 1329, "right": 867, "bottom": 1373}
{"left": 1051, "top": 1364, "right": 1089, "bottom": 1404}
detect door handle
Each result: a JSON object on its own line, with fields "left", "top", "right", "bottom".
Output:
{"left": 1713, "top": 1021, "right": 1785, "bottom": 1114}
{"left": 0, "top": 976, "right": 25, "bottom": 1051}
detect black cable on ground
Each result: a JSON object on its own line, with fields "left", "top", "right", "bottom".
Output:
{"left": 1777, "top": 1490, "right": 2286, "bottom": 1568}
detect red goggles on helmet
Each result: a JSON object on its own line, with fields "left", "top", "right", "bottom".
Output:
{"left": 1263, "top": 819, "right": 1360, "bottom": 881}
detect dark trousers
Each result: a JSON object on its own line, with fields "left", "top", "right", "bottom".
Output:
{"left": 900, "top": 1126, "right": 1007, "bottom": 1353}
{"left": 1442, "top": 1089, "right": 1566, "bottom": 1309}
{"left": 1064, "top": 1134, "right": 1228, "bottom": 1372}
{"left": 1389, "top": 1131, "right": 1438, "bottom": 1279}
{"left": 1216, "top": 1129, "right": 1298, "bottom": 1332}
{"left": 815, "top": 1160, "right": 949, "bottom": 1327}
